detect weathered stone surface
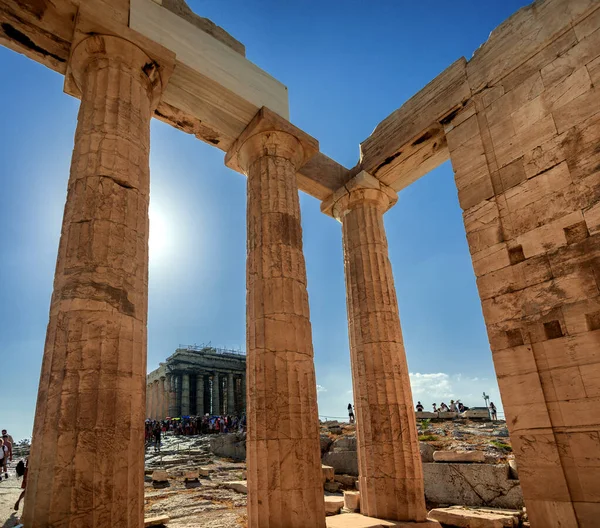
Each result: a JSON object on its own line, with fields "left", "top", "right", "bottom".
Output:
{"left": 423, "top": 463, "right": 523, "bottom": 510}
{"left": 325, "top": 495, "right": 345, "bottom": 515}
{"left": 332, "top": 171, "right": 426, "bottom": 522}
{"left": 326, "top": 513, "right": 441, "bottom": 527}
{"left": 335, "top": 474, "right": 357, "bottom": 488}
{"left": 433, "top": 451, "right": 485, "bottom": 463}
{"left": 225, "top": 108, "right": 325, "bottom": 527}
{"left": 222, "top": 481, "right": 247, "bottom": 494}
{"left": 152, "top": 471, "right": 170, "bottom": 483}
{"left": 322, "top": 436, "right": 359, "bottom": 476}
{"left": 323, "top": 465, "right": 335, "bottom": 482}
{"left": 23, "top": 34, "right": 162, "bottom": 528}
{"left": 344, "top": 491, "right": 361, "bottom": 511}
{"left": 420, "top": 442, "right": 435, "bottom": 463}
{"left": 321, "top": 434, "right": 334, "bottom": 454}
{"left": 184, "top": 470, "right": 199, "bottom": 481}
{"left": 428, "top": 506, "right": 521, "bottom": 528}
{"left": 144, "top": 515, "right": 170, "bottom": 527}
{"left": 209, "top": 433, "right": 246, "bottom": 461}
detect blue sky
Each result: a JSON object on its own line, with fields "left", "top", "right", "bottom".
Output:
{"left": 0, "top": 0, "right": 531, "bottom": 439}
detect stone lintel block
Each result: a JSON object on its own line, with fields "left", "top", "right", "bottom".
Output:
{"left": 433, "top": 450, "right": 485, "bottom": 463}
{"left": 225, "top": 106, "right": 318, "bottom": 174}
{"left": 184, "top": 470, "right": 199, "bottom": 480}
{"left": 321, "top": 170, "right": 398, "bottom": 219}
{"left": 323, "top": 464, "right": 335, "bottom": 482}
{"left": 325, "top": 513, "right": 441, "bottom": 527}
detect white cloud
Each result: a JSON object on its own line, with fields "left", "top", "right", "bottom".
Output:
{"left": 316, "top": 385, "right": 327, "bottom": 393}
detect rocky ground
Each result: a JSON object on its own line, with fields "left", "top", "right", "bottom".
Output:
{"left": 0, "top": 419, "right": 516, "bottom": 528}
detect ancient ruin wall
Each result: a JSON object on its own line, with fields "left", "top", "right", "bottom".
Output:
{"left": 444, "top": 2, "right": 600, "bottom": 527}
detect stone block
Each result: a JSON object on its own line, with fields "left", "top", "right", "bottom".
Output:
{"left": 322, "top": 435, "right": 359, "bottom": 476}
{"left": 415, "top": 411, "right": 438, "bottom": 419}
{"left": 324, "top": 495, "right": 344, "bottom": 515}
{"left": 184, "top": 470, "right": 199, "bottom": 481}
{"left": 325, "top": 481, "right": 342, "bottom": 493}
{"left": 344, "top": 490, "right": 361, "bottom": 511}
{"left": 209, "top": 433, "right": 246, "bottom": 461}
{"left": 420, "top": 442, "right": 435, "bottom": 463}
{"left": 433, "top": 451, "right": 485, "bottom": 463}
{"left": 151, "top": 470, "right": 169, "bottom": 483}
{"left": 145, "top": 515, "right": 170, "bottom": 527}
{"left": 198, "top": 467, "right": 211, "bottom": 477}
{"left": 323, "top": 464, "right": 335, "bottom": 482}
{"left": 325, "top": 513, "right": 441, "bottom": 527}
{"left": 428, "top": 506, "right": 520, "bottom": 528}
{"left": 335, "top": 474, "right": 356, "bottom": 487}
{"left": 222, "top": 480, "right": 247, "bottom": 494}
{"left": 321, "top": 433, "right": 334, "bottom": 453}
{"left": 423, "top": 463, "right": 523, "bottom": 510}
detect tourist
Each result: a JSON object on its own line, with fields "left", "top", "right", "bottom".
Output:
{"left": 432, "top": 403, "right": 437, "bottom": 412}
{"left": 449, "top": 400, "right": 457, "bottom": 412}
{"left": 14, "top": 458, "right": 27, "bottom": 511}
{"left": 2, "top": 430, "right": 13, "bottom": 470}
{"left": 153, "top": 425, "right": 161, "bottom": 452}
{"left": 347, "top": 403, "right": 355, "bottom": 424}
{"left": 457, "top": 401, "right": 465, "bottom": 413}
{"left": 439, "top": 402, "right": 449, "bottom": 412}
{"left": 489, "top": 402, "right": 497, "bottom": 421}
{"left": 415, "top": 401, "right": 424, "bottom": 412}
{"left": 0, "top": 439, "right": 7, "bottom": 481}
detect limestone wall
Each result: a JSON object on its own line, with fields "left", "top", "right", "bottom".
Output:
{"left": 444, "top": 2, "right": 600, "bottom": 526}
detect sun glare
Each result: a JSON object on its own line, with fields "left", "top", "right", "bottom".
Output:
{"left": 149, "top": 206, "right": 169, "bottom": 261}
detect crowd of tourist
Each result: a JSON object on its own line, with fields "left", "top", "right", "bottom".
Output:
{"left": 145, "top": 415, "right": 246, "bottom": 451}
{"left": 415, "top": 400, "right": 498, "bottom": 419}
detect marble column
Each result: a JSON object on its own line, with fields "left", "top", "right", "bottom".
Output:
{"left": 212, "top": 373, "right": 220, "bottom": 415}
{"left": 181, "top": 373, "right": 190, "bottom": 416}
{"left": 227, "top": 372, "right": 235, "bottom": 415}
{"left": 23, "top": 35, "right": 164, "bottom": 528}
{"left": 161, "top": 376, "right": 168, "bottom": 420}
{"left": 155, "top": 380, "right": 162, "bottom": 420}
{"left": 168, "top": 374, "right": 178, "bottom": 418}
{"left": 225, "top": 107, "right": 326, "bottom": 528}
{"left": 327, "top": 171, "right": 426, "bottom": 522}
{"left": 196, "top": 374, "right": 205, "bottom": 416}
{"left": 146, "top": 383, "right": 151, "bottom": 418}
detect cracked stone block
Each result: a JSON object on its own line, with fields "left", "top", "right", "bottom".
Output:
{"left": 428, "top": 506, "right": 521, "bottom": 527}
{"left": 433, "top": 451, "right": 485, "bottom": 463}
{"left": 325, "top": 495, "right": 344, "bottom": 515}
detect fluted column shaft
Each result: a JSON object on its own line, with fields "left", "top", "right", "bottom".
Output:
{"left": 212, "top": 373, "right": 220, "bottom": 415}
{"left": 225, "top": 108, "right": 325, "bottom": 528}
{"left": 333, "top": 180, "right": 426, "bottom": 521}
{"left": 196, "top": 374, "right": 205, "bottom": 416}
{"left": 167, "top": 374, "right": 178, "bottom": 418}
{"left": 23, "top": 35, "right": 162, "bottom": 528}
{"left": 161, "top": 377, "right": 167, "bottom": 420}
{"left": 227, "top": 372, "right": 235, "bottom": 414}
{"left": 181, "top": 373, "right": 190, "bottom": 416}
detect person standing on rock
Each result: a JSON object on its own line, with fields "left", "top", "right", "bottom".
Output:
{"left": 416, "top": 401, "right": 424, "bottom": 412}
{"left": 489, "top": 402, "right": 497, "bottom": 421}
{"left": 0, "top": 439, "right": 7, "bottom": 481}
{"left": 348, "top": 403, "right": 355, "bottom": 424}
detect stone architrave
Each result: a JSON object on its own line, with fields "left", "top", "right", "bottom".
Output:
{"left": 196, "top": 374, "right": 204, "bottom": 416}
{"left": 167, "top": 374, "right": 178, "bottom": 418}
{"left": 325, "top": 171, "right": 427, "bottom": 522}
{"left": 181, "top": 373, "right": 190, "bottom": 416}
{"left": 22, "top": 35, "right": 164, "bottom": 528}
{"left": 225, "top": 107, "right": 326, "bottom": 528}
{"left": 212, "top": 373, "right": 220, "bottom": 415}
{"left": 227, "top": 372, "right": 235, "bottom": 414}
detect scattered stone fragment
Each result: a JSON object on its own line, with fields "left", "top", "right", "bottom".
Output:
{"left": 344, "top": 490, "right": 360, "bottom": 511}
{"left": 324, "top": 495, "right": 344, "bottom": 515}
{"left": 184, "top": 470, "right": 199, "bottom": 481}
{"left": 151, "top": 470, "right": 169, "bottom": 483}
{"left": 144, "top": 515, "right": 170, "bottom": 527}
{"left": 433, "top": 450, "right": 485, "bottom": 463}
{"left": 335, "top": 474, "right": 356, "bottom": 487}
{"left": 221, "top": 480, "right": 248, "bottom": 494}
{"left": 428, "top": 506, "right": 521, "bottom": 528}
{"left": 323, "top": 464, "right": 335, "bottom": 482}
{"left": 326, "top": 513, "right": 441, "bottom": 527}
{"left": 419, "top": 441, "right": 435, "bottom": 463}
{"left": 325, "top": 481, "right": 342, "bottom": 493}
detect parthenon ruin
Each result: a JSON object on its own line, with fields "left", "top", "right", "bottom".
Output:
{"left": 1, "top": 0, "right": 600, "bottom": 526}
{"left": 146, "top": 344, "right": 246, "bottom": 419}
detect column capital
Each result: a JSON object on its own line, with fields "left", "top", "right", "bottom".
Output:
{"left": 66, "top": 35, "right": 166, "bottom": 108}
{"left": 225, "top": 107, "right": 318, "bottom": 173}
{"left": 321, "top": 170, "right": 398, "bottom": 221}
